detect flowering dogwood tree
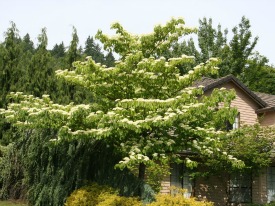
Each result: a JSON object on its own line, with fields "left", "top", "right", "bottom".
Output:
{"left": 0, "top": 18, "right": 243, "bottom": 187}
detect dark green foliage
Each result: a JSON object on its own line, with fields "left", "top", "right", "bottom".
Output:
{"left": 0, "top": 22, "right": 23, "bottom": 108}
{"left": 228, "top": 16, "right": 258, "bottom": 76}
{"left": 0, "top": 22, "right": 25, "bottom": 148}
{"left": 0, "top": 23, "right": 104, "bottom": 107}
{"left": 198, "top": 18, "right": 228, "bottom": 63}
{"left": 0, "top": 21, "right": 118, "bottom": 205}
{"left": 104, "top": 51, "right": 115, "bottom": 67}
{"left": 84, "top": 36, "right": 116, "bottom": 67}
{"left": 66, "top": 27, "right": 81, "bottom": 68}
{"left": 0, "top": 131, "right": 26, "bottom": 200}
{"left": 168, "top": 16, "right": 275, "bottom": 94}
{"left": 84, "top": 36, "right": 104, "bottom": 63}
{"left": 194, "top": 16, "right": 259, "bottom": 78}
{"left": 0, "top": 129, "right": 153, "bottom": 205}
{"left": 22, "top": 34, "right": 34, "bottom": 53}
{"left": 196, "top": 16, "right": 258, "bottom": 78}
{"left": 27, "top": 28, "right": 55, "bottom": 97}
{"left": 242, "top": 53, "right": 275, "bottom": 95}
{"left": 51, "top": 42, "right": 65, "bottom": 58}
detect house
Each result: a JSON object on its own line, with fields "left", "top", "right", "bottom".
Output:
{"left": 160, "top": 75, "right": 275, "bottom": 205}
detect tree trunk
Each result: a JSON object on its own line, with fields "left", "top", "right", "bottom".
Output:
{"left": 138, "top": 162, "right": 146, "bottom": 180}
{"left": 138, "top": 163, "right": 146, "bottom": 197}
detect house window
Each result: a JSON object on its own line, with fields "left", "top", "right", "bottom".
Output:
{"left": 232, "top": 113, "right": 240, "bottom": 130}
{"left": 226, "top": 113, "right": 240, "bottom": 131}
{"left": 267, "top": 167, "right": 275, "bottom": 203}
{"left": 170, "top": 163, "right": 193, "bottom": 197}
{"left": 229, "top": 173, "right": 252, "bottom": 203}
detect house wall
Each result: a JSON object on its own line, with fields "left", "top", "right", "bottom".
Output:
{"left": 194, "top": 171, "right": 268, "bottom": 205}
{"left": 194, "top": 175, "right": 228, "bottom": 205}
{"left": 259, "top": 111, "right": 275, "bottom": 126}
{"left": 194, "top": 170, "right": 269, "bottom": 205}
{"left": 252, "top": 169, "right": 268, "bottom": 204}
{"left": 160, "top": 81, "right": 270, "bottom": 204}
{"left": 204, "top": 82, "right": 260, "bottom": 125}
{"left": 160, "top": 171, "right": 269, "bottom": 205}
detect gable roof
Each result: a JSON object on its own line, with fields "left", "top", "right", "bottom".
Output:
{"left": 194, "top": 75, "right": 268, "bottom": 108}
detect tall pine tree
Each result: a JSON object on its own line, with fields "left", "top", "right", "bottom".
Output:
{"left": 27, "top": 28, "right": 54, "bottom": 97}
{"left": 66, "top": 27, "right": 80, "bottom": 68}
{"left": 0, "top": 22, "right": 23, "bottom": 107}
{"left": 84, "top": 35, "right": 104, "bottom": 63}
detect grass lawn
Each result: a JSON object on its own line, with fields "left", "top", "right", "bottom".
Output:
{"left": 0, "top": 200, "right": 27, "bottom": 206}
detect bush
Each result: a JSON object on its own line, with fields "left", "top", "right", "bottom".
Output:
{"left": 66, "top": 184, "right": 214, "bottom": 206}
{"left": 147, "top": 187, "right": 213, "bottom": 206}
{"left": 65, "top": 183, "right": 142, "bottom": 206}
{"left": 0, "top": 128, "right": 153, "bottom": 205}
{"left": 97, "top": 193, "right": 142, "bottom": 206}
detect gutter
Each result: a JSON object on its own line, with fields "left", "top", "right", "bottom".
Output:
{"left": 256, "top": 107, "right": 275, "bottom": 114}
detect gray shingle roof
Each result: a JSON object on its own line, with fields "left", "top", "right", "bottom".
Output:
{"left": 253, "top": 92, "right": 275, "bottom": 107}
{"left": 193, "top": 77, "right": 217, "bottom": 87}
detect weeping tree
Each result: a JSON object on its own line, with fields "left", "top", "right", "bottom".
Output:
{"left": 1, "top": 18, "right": 245, "bottom": 194}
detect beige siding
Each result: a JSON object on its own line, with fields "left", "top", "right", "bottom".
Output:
{"left": 260, "top": 111, "right": 275, "bottom": 126}
{"left": 204, "top": 82, "right": 260, "bottom": 125}
{"left": 194, "top": 171, "right": 268, "bottom": 206}
{"left": 252, "top": 169, "right": 268, "bottom": 204}
{"left": 195, "top": 175, "right": 228, "bottom": 206}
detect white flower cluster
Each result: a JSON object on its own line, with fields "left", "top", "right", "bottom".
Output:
{"left": 209, "top": 57, "right": 219, "bottom": 62}
{"left": 67, "top": 127, "right": 110, "bottom": 136}
{"left": 118, "top": 150, "right": 150, "bottom": 165}
{"left": 69, "top": 104, "right": 90, "bottom": 114}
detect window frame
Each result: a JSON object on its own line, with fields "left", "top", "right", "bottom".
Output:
{"left": 170, "top": 163, "right": 194, "bottom": 197}
{"left": 226, "top": 112, "right": 240, "bottom": 131}
{"left": 228, "top": 172, "right": 252, "bottom": 204}
{"left": 267, "top": 167, "right": 275, "bottom": 203}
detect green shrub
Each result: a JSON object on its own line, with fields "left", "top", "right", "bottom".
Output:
{"left": 65, "top": 183, "right": 142, "bottom": 206}
{"left": 0, "top": 128, "right": 153, "bottom": 205}
{"left": 147, "top": 187, "right": 213, "bottom": 206}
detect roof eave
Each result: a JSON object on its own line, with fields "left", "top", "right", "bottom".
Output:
{"left": 202, "top": 75, "right": 268, "bottom": 108}
{"left": 256, "top": 107, "right": 275, "bottom": 114}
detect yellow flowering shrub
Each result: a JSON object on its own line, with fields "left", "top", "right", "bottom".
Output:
{"left": 65, "top": 183, "right": 142, "bottom": 206}
{"left": 97, "top": 193, "right": 142, "bottom": 206}
{"left": 65, "top": 184, "right": 213, "bottom": 206}
{"left": 147, "top": 187, "right": 213, "bottom": 206}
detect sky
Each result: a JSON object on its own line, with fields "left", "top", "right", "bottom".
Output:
{"left": 1, "top": 0, "right": 274, "bottom": 65}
